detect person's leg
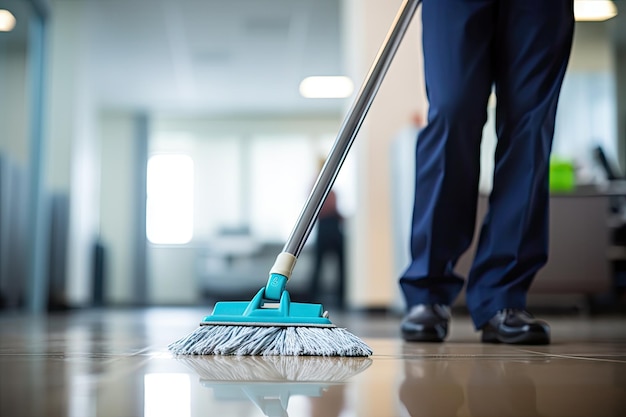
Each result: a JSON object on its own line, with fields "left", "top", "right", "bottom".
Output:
{"left": 466, "top": 0, "right": 574, "bottom": 330}
{"left": 400, "top": 0, "right": 495, "bottom": 308}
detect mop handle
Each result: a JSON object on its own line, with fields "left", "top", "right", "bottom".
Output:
{"left": 284, "top": 0, "right": 421, "bottom": 258}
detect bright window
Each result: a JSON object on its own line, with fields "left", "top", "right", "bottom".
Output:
{"left": 146, "top": 154, "right": 194, "bottom": 244}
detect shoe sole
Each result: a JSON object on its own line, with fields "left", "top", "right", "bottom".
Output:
{"left": 481, "top": 329, "right": 550, "bottom": 345}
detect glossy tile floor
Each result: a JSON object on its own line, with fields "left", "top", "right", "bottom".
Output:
{"left": 1, "top": 307, "right": 625, "bottom": 417}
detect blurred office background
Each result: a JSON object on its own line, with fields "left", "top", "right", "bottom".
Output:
{"left": 1, "top": 0, "right": 625, "bottom": 314}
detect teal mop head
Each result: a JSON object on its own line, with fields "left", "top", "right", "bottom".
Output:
{"left": 169, "top": 274, "right": 372, "bottom": 357}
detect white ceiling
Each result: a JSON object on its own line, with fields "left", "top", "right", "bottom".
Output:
{"left": 84, "top": 0, "right": 346, "bottom": 114}
{"left": 0, "top": 0, "right": 31, "bottom": 48}
{"left": 0, "top": 0, "right": 346, "bottom": 115}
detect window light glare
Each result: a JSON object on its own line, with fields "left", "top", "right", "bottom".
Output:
{"left": 0, "top": 9, "right": 16, "bottom": 32}
{"left": 146, "top": 154, "right": 194, "bottom": 245}
{"left": 574, "top": 0, "right": 617, "bottom": 21}
{"left": 299, "top": 76, "right": 354, "bottom": 99}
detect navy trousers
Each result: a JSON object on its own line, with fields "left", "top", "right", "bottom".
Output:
{"left": 400, "top": 0, "right": 575, "bottom": 329}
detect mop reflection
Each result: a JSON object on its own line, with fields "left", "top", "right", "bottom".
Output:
{"left": 178, "top": 355, "right": 372, "bottom": 417}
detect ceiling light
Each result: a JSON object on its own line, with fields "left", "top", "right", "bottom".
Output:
{"left": 0, "top": 9, "right": 16, "bottom": 32}
{"left": 574, "top": 0, "right": 617, "bottom": 21}
{"left": 299, "top": 76, "right": 354, "bottom": 99}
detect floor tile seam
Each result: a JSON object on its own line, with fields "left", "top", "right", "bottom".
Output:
{"left": 375, "top": 354, "right": 548, "bottom": 360}
{"left": 517, "top": 349, "right": 626, "bottom": 364}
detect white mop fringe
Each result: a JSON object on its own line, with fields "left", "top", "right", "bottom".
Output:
{"left": 168, "top": 325, "right": 373, "bottom": 357}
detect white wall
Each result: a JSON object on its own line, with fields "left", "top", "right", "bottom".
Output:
{"left": 0, "top": 47, "right": 28, "bottom": 164}
{"left": 98, "top": 111, "right": 137, "bottom": 304}
{"left": 47, "top": 0, "right": 99, "bottom": 306}
{"left": 342, "top": 0, "right": 426, "bottom": 310}
{"left": 569, "top": 22, "right": 615, "bottom": 72}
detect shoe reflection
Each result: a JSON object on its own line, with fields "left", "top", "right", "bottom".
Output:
{"left": 178, "top": 355, "right": 372, "bottom": 417}
{"left": 466, "top": 360, "right": 545, "bottom": 417}
{"left": 400, "top": 347, "right": 546, "bottom": 417}
{"left": 400, "top": 357, "right": 464, "bottom": 417}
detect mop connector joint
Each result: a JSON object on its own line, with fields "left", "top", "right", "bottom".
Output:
{"left": 266, "top": 252, "right": 297, "bottom": 300}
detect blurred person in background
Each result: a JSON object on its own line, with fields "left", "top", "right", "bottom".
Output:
{"left": 309, "top": 158, "right": 346, "bottom": 310}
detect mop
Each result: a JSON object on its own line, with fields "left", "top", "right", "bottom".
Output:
{"left": 169, "top": 0, "right": 421, "bottom": 357}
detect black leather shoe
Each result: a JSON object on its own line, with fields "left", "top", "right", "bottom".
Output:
{"left": 401, "top": 304, "right": 450, "bottom": 342}
{"left": 481, "top": 309, "right": 550, "bottom": 345}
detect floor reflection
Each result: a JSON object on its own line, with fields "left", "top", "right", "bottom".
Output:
{"left": 1, "top": 309, "right": 625, "bottom": 417}
{"left": 178, "top": 355, "right": 372, "bottom": 417}
{"left": 400, "top": 359, "right": 465, "bottom": 417}
{"left": 466, "top": 360, "right": 545, "bottom": 417}
{"left": 396, "top": 341, "right": 626, "bottom": 417}
{"left": 400, "top": 358, "right": 547, "bottom": 417}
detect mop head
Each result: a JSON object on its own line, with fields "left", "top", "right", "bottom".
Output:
{"left": 168, "top": 324, "right": 372, "bottom": 356}
{"left": 168, "top": 288, "right": 372, "bottom": 356}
